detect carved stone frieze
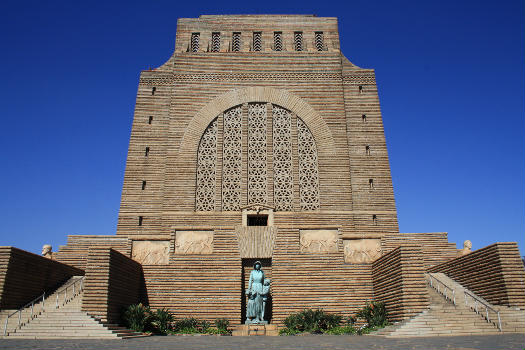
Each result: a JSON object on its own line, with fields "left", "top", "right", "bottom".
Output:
{"left": 175, "top": 231, "right": 214, "bottom": 254}
{"left": 299, "top": 229, "right": 339, "bottom": 253}
{"left": 132, "top": 240, "right": 170, "bottom": 265}
{"left": 343, "top": 239, "right": 382, "bottom": 264}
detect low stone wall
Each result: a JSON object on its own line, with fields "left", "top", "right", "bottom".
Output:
{"left": 428, "top": 242, "right": 525, "bottom": 308}
{"left": 0, "top": 247, "right": 84, "bottom": 309}
{"left": 82, "top": 248, "right": 144, "bottom": 324}
{"left": 372, "top": 245, "right": 429, "bottom": 322}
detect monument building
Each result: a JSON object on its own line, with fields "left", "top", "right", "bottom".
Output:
{"left": 1, "top": 15, "right": 524, "bottom": 337}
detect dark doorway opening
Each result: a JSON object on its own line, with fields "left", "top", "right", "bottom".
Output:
{"left": 241, "top": 258, "right": 272, "bottom": 324}
{"left": 247, "top": 214, "right": 268, "bottom": 226}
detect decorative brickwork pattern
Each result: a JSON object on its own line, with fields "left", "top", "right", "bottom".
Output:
{"left": 294, "top": 32, "right": 303, "bottom": 51}
{"left": 195, "top": 118, "right": 218, "bottom": 211}
{"left": 190, "top": 33, "right": 200, "bottom": 52}
{"left": 297, "top": 117, "right": 320, "bottom": 210}
{"left": 248, "top": 103, "right": 268, "bottom": 205}
{"left": 211, "top": 32, "right": 220, "bottom": 52}
{"left": 272, "top": 106, "right": 294, "bottom": 211}
{"left": 221, "top": 106, "right": 243, "bottom": 211}
{"left": 315, "top": 32, "right": 324, "bottom": 51}
{"left": 252, "top": 32, "right": 262, "bottom": 51}
{"left": 232, "top": 32, "right": 241, "bottom": 52}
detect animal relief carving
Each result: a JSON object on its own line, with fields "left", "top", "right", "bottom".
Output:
{"left": 299, "top": 229, "right": 339, "bottom": 253}
{"left": 343, "top": 239, "right": 382, "bottom": 264}
{"left": 175, "top": 231, "right": 214, "bottom": 254}
{"left": 132, "top": 241, "right": 170, "bottom": 265}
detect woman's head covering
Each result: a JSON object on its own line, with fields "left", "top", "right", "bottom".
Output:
{"left": 253, "top": 260, "right": 262, "bottom": 269}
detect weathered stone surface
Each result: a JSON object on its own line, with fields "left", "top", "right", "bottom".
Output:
{"left": 343, "top": 238, "right": 381, "bottom": 264}
{"left": 174, "top": 231, "right": 214, "bottom": 254}
{"left": 131, "top": 240, "right": 170, "bottom": 265}
{"left": 299, "top": 229, "right": 339, "bottom": 253}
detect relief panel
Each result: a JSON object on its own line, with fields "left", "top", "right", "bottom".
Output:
{"left": 343, "top": 239, "right": 382, "bottom": 264}
{"left": 299, "top": 229, "right": 339, "bottom": 253}
{"left": 131, "top": 240, "right": 170, "bottom": 265}
{"left": 175, "top": 231, "right": 214, "bottom": 254}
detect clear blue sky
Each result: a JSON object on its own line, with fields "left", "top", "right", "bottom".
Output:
{"left": 1, "top": 0, "right": 523, "bottom": 256}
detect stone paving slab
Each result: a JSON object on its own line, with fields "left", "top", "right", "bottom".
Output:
{"left": 0, "top": 334, "right": 523, "bottom": 350}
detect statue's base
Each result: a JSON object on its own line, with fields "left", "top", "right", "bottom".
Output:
{"left": 245, "top": 320, "right": 268, "bottom": 325}
{"left": 232, "top": 324, "right": 278, "bottom": 336}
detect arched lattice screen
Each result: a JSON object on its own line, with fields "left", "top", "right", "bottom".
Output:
{"left": 195, "top": 103, "right": 320, "bottom": 212}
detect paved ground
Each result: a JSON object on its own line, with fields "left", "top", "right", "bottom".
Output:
{"left": 0, "top": 334, "right": 524, "bottom": 350}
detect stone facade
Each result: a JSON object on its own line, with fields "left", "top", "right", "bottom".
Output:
{"left": 3, "top": 15, "right": 523, "bottom": 330}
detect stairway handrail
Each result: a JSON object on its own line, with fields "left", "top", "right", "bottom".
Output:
{"left": 3, "top": 276, "right": 85, "bottom": 336}
{"left": 427, "top": 273, "right": 456, "bottom": 305}
{"left": 464, "top": 289, "right": 502, "bottom": 331}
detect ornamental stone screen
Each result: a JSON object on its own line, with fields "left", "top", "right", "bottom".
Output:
{"left": 196, "top": 103, "right": 320, "bottom": 212}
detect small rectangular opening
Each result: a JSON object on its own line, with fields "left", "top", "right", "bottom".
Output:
{"left": 247, "top": 214, "right": 268, "bottom": 226}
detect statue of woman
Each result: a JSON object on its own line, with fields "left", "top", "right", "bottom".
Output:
{"left": 245, "top": 261, "right": 265, "bottom": 323}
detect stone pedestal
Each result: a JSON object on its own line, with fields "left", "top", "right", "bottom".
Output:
{"left": 232, "top": 324, "right": 278, "bottom": 336}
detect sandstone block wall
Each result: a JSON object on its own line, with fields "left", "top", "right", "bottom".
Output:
{"left": 82, "top": 248, "right": 144, "bottom": 323}
{"left": 429, "top": 242, "right": 525, "bottom": 308}
{"left": 0, "top": 247, "right": 84, "bottom": 309}
{"left": 55, "top": 235, "right": 131, "bottom": 270}
{"left": 372, "top": 245, "right": 429, "bottom": 322}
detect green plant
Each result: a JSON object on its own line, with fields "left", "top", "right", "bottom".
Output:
{"left": 283, "top": 309, "right": 342, "bottom": 333}
{"left": 214, "top": 318, "right": 230, "bottom": 334}
{"left": 121, "top": 303, "right": 153, "bottom": 333}
{"left": 324, "top": 325, "right": 357, "bottom": 335}
{"left": 200, "top": 320, "right": 211, "bottom": 333}
{"left": 355, "top": 301, "right": 389, "bottom": 328}
{"left": 173, "top": 317, "right": 200, "bottom": 333}
{"left": 151, "top": 308, "right": 174, "bottom": 335}
{"left": 279, "top": 327, "right": 300, "bottom": 336}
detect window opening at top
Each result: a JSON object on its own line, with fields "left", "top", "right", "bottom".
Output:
{"left": 273, "top": 32, "right": 283, "bottom": 51}
{"left": 232, "top": 32, "right": 241, "bottom": 52}
{"left": 253, "top": 32, "right": 262, "bottom": 51}
{"left": 211, "top": 32, "right": 220, "bottom": 52}
{"left": 247, "top": 214, "right": 268, "bottom": 226}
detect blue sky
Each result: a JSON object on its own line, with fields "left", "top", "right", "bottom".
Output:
{"left": 1, "top": 0, "right": 523, "bottom": 256}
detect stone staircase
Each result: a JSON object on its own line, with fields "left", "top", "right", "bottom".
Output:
{"left": 374, "top": 273, "right": 525, "bottom": 337}
{"left": 1, "top": 276, "right": 144, "bottom": 339}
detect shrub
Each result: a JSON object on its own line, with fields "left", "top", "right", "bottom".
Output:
{"left": 214, "top": 318, "right": 230, "bottom": 334}
{"left": 200, "top": 320, "right": 211, "bottom": 333}
{"left": 173, "top": 317, "right": 200, "bottom": 333}
{"left": 283, "top": 309, "right": 342, "bottom": 333}
{"left": 355, "top": 301, "right": 389, "bottom": 328}
{"left": 324, "top": 326, "right": 357, "bottom": 335}
{"left": 122, "top": 303, "right": 153, "bottom": 332}
{"left": 279, "top": 327, "right": 300, "bottom": 336}
{"left": 151, "top": 308, "right": 174, "bottom": 335}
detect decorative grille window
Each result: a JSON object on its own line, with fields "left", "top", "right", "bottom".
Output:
{"left": 297, "top": 118, "right": 320, "bottom": 210}
{"left": 211, "top": 32, "right": 221, "bottom": 52}
{"left": 315, "top": 32, "right": 324, "bottom": 51}
{"left": 221, "top": 106, "right": 243, "bottom": 211}
{"left": 294, "top": 32, "right": 303, "bottom": 51}
{"left": 253, "top": 32, "right": 262, "bottom": 51}
{"left": 248, "top": 103, "right": 268, "bottom": 205}
{"left": 195, "top": 118, "right": 218, "bottom": 211}
{"left": 232, "top": 32, "right": 241, "bottom": 52}
{"left": 273, "top": 32, "right": 283, "bottom": 51}
{"left": 272, "top": 106, "right": 294, "bottom": 211}
{"left": 191, "top": 33, "right": 200, "bottom": 52}
{"left": 194, "top": 103, "right": 321, "bottom": 212}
